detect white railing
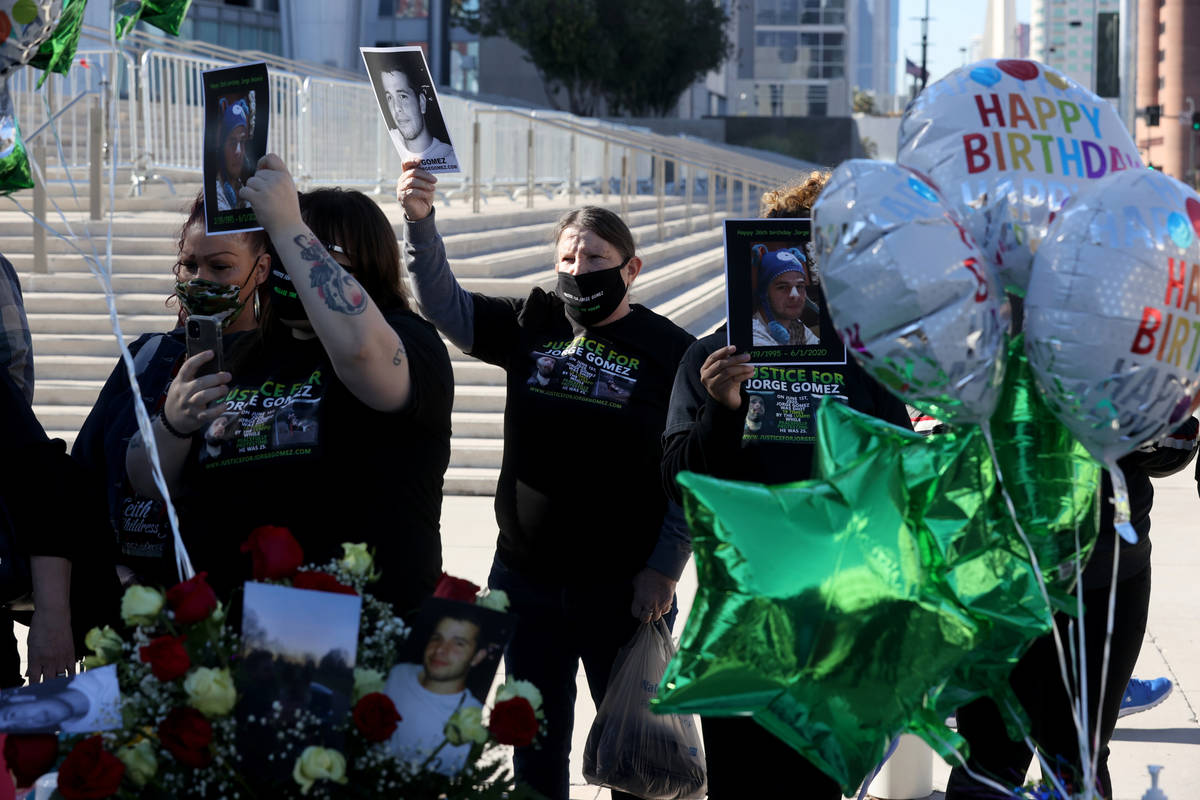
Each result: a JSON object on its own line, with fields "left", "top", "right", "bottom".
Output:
{"left": 12, "top": 33, "right": 812, "bottom": 230}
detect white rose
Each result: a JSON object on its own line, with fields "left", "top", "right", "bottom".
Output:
{"left": 443, "top": 705, "right": 488, "bottom": 746}
{"left": 475, "top": 589, "right": 510, "bottom": 613}
{"left": 293, "top": 746, "right": 347, "bottom": 795}
{"left": 120, "top": 585, "right": 165, "bottom": 627}
{"left": 352, "top": 667, "right": 386, "bottom": 703}
{"left": 184, "top": 667, "right": 237, "bottom": 717}
{"left": 339, "top": 543, "right": 377, "bottom": 579}
{"left": 495, "top": 679, "right": 543, "bottom": 715}
{"left": 116, "top": 739, "right": 158, "bottom": 786}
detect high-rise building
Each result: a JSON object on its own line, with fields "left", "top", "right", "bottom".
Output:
{"left": 981, "top": 0, "right": 1017, "bottom": 59}
{"left": 728, "top": 0, "right": 855, "bottom": 117}
{"left": 1029, "top": 0, "right": 1120, "bottom": 94}
{"left": 1135, "top": 1, "right": 1200, "bottom": 184}
{"left": 855, "top": 0, "right": 899, "bottom": 110}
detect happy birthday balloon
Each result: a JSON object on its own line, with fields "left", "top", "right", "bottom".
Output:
{"left": 898, "top": 58, "right": 1142, "bottom": 295}
{"left": 813, "top": 159, "right": 1010, "bottom": 425}
{"left": 1025, "top": 168, "right": 1200, "bottom": 539}
{"left": 0, "top": 0, "right": 63, "bottom": 78}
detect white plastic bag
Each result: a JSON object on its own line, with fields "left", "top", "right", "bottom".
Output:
{"left": 583, "top": 619, "right": 707, "bottom": 800}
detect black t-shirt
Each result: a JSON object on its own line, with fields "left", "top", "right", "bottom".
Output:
{"left": 73, "top": 331, "right": 191, "bottom": 588}
{"left": 177, "top": 309, "right": 453, "bottom": 614}
{"left": 662, "top": 328, "right": 913, "bottom": 501}
{"left": 469, "top": 288, "right": 695, "bottom": 582}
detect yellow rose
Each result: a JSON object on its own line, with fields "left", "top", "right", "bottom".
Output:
{"left": 352, "top": 667, "right": 386, "bottom": 703}
{"left": 444, "top": 705, "right": 488, "bottom": 746}
{"left": 120, "top": 586, "right": 165, "bottom": 627}
{"left": 339, "top": 543, "right": 377, "bottom": 579}
{"left": 116, "top": 739, "right": 157, "bottom": 786}
{"left": 184, "top": 667, "right": 237, "bottom": 717}
{"left": 292, "top": 746, "right": 347, "bottom": 795}
{"left": 476, "top": 588, "right": 510, "bottom": 613}
{"left": 82, "top": 626, "right": 124, "bottom": 667}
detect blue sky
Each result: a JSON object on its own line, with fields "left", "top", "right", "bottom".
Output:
{"left": 896, "top": 0, "right": 1032, "bottom": 94}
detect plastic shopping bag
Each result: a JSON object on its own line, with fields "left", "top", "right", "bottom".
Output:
{"left": 583, "top": 619, "right": 707, "bottom": 800}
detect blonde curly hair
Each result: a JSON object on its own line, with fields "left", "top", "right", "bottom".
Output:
{"left": 760, "top": 171, "right": 832, "bottom": 218}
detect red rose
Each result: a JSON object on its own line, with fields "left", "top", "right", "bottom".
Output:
{"left": 432, "top": 572, "right": 480, "bottom": 604}
{"left": 352, "top": 692, "right": 401, "bottom": 742}
{"left": 488, "top": 697, "right": 538, "bottom": 747}
{"left": 157, "top": 707, "right": 213, "bottom": 768}
{"left": 139, "top": 635, "right": 191, "bottom": 681}
{"left": 240, "top": 525, "right": 304, "bottom": 580}
{"left": 166, "top": 572, "right": 218, "bottom": 625}
{"left": 56, "top": 736, "right": 125, "bottom": 800}
{"left": 3, "top": 733, "right": 59, "bottom": 788}
{"left": 292, "top": 571, "right": 358, "bottom": 596}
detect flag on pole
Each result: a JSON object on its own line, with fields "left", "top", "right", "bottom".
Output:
{"left": 906, "top": 58, "right": 927, "bottom": 81}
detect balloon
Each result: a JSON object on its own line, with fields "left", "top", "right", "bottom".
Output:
{"left": 27, "top": 0, "right": 85, "bottom": 80}
{"left": 0, "top": 79, "right": 32, "bottom": 193}
{"left": 813, "top": 159, "right": 1010, "bottom": 425}
{"left": 1025, "top": 168, "right": 1200, "bottom": 538}
{"left": 897, "top": 58, "right": 1142, "bottom": 295}
{"left": 0, "top": 0, "right": 63, "bottom": 78}
{"left": 655, "top": 340, "right": 1100, "bottom": 794}
{"left": 116, "top": 0, "right": 194, "bottom": 39}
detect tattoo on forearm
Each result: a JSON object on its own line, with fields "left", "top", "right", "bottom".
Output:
{"left": 294, "top": 234, "right": 368, "bottom": 316}
{"left": 393, "top": 340, "right": 407, "bottom": 366}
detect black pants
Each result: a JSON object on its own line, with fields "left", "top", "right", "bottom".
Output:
{"left": 946, "top": 564, "right": 1152, "bottom": 799}
{"left": 488, "top": 555, "right": 677, "bottom": 800}
{"left": 703, "top": 716, "right": 844, "bottom": 799}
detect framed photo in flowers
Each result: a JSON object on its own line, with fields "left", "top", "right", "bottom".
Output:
{"left": 383, "top": 597, "right": 514, "bottom": 776}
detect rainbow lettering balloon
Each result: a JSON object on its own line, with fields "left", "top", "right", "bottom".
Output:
{"left": 898, "top": 58, "right": 1142, "bottom": 296}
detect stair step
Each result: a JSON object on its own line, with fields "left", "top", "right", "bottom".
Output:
{"left": 442, "top": 467, "right": 499, "bottom": 496}
{"left": 449, "top": 438, "right": 504, "bottom": 469}
{"left": 26, "top": 313, "right": 175, "bottom": 336}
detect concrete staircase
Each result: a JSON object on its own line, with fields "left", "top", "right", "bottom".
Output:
{"left": 10, "top": 190, "right": 729, "bottom": 495}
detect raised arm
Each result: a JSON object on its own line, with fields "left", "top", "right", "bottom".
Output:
{"left": 397, "top": 160, "right": 476, "bottom": 352}
{"left": 242, "top": 155, "right": 411, "bottom": 412}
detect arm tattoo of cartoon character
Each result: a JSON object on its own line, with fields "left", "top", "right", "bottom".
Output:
{"left": 294, "top": 234, "right": 368, "bottom": 316}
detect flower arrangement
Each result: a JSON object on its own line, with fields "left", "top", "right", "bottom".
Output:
{"left": 5, "top": 527, "right": 544, "bottom": 799}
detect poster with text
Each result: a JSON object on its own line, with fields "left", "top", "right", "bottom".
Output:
{"left": 361, "top": 46, "right": 459, "bottom": 173}
{"left": 203, "top": 62, "right": 270, "bottom": 235}
{"left": 725, "top": 218, "right": 844, "bottom": 366}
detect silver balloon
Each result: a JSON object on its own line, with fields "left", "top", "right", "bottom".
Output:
{"left": 898, "top": 58, "right": 1141, "bottom": 296}
{"left": 0, "top": 0, "right": 63, "bottom": 78}
{"left": 1025, "top": 169, "right": 1200, "bottom": 539}
{"left": 813, "top": 159, "right": 1010, "bottom": 425}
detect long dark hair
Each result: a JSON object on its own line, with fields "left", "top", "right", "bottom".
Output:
{"left": 298, "top": 188, "right": 412, "bottom": 313}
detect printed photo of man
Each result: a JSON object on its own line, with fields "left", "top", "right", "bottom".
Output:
{"left": 744, "top": 393, "right": 767, "bottom": 433}
{"left": 362, "top": 47, "right": 459, "bottom": 172}
{"left": 751, "top": 246, "right": 820, "bottom": 347}
{"left": 527, "top": 353, "right": 560, "bottom": 388}
{"left": 384, "top": 603, "right": 501, "bottom": 776}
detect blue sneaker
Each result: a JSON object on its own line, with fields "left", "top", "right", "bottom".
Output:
{"left": 1118, "top": 677, "right": 1173, "bottom": 717}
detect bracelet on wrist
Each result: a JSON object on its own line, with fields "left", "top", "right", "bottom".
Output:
{"left": 157, "top": 411, "right": 194, "bottom": 440}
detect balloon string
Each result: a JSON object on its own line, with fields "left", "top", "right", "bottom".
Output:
{"left": 979, "top": 422, "right": 1095, "bottom": 790}
{"left": 923, "top": 725, "right": 1032, "bottom": 797}
{"left": 855, "top": 735, "right": 901, "bottom": 800}
{"left": 12, "top": 37, "right": 196, "bottom": 583}
{"left": 1088, "top": 505, "right": 1123, "bottom": 798}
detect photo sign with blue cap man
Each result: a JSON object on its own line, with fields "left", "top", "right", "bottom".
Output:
{"left": 723, "top": 218, "right": 850, "bottom": 443}
{"left": 202, "top": 62, "right": 270, "bottom": 235}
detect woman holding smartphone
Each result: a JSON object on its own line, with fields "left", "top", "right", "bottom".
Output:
{"left": 126, "top": 155, "right": 453, "bottom": 614}
{"left": 73, "top": 195, "right": 271, "bottom": 590}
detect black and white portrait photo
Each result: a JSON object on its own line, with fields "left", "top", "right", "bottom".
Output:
{"left": 360, "top": 46, "right": 459, "bottom": 173}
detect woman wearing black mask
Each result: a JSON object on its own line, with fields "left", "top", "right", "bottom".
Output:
{"left": 398, "top": 160, "right": 695, "bottom": 800}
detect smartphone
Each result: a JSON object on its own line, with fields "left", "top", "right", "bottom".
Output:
{"left": 185, "top": 315, "right": 224, "bottom": 378}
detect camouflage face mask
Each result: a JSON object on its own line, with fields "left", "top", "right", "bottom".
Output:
{"left": 174, "top": 277, "right": 250, "bottom": 328}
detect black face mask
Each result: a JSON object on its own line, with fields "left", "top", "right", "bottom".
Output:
{"left": 556, "top": 260, "right": 630, "bottom": 327}
{"left": 265, "top": 264, "right": 306, "bottom": 322}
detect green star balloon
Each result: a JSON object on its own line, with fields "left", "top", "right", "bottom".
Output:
{"left": 654, "top": 337, "right": 1100, "bottom": 795}
{"left": 115, "top": 0, "right": 193, "bottom": 39}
